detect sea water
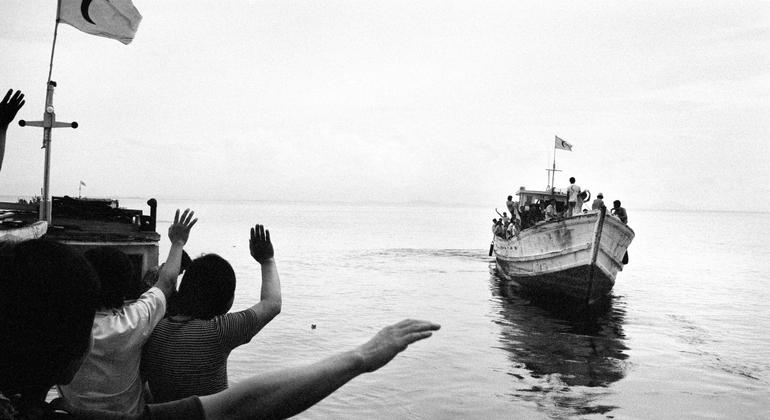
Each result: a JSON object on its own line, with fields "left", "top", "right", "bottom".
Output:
{"left": 124, "top": 199, "right": 770, "bottom": 419}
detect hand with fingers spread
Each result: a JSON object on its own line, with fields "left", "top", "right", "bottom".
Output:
{"left": 355, "top": 319, "right": 441, "bottom": 372}
{"left": 1, "top": 89, "right": 26, "bottom": 172}
{"left": 249, "top": 224, "right": 274, "bottom": 263}
{"left": 168, "top": 208, "right": 198, "bottom": 246}
{"left": 0, "top": 89, "right": 25, "bottom": 127}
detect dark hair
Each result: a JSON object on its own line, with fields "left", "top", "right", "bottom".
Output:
{"left": 0, "top": 239, "right": 99, "bottom": 393}
{"left": 169, "top": 254, "right": 235, "bottom": 320}
{"left": 507, "top": 195, "right": 512, "bottom": 200}
{"left": 569, "top": 177, "right": 575, "bottom": 183}
{"left": 84, "top": 247, "right": 136, "bottom": 309}
{"left": 614, "top": 200, "right": 621, "bottom": 206}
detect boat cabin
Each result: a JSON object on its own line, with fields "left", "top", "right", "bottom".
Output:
{"left": 0, "top": 196, "right": 160, "bottom": 282}
{"left": 515, "top": 187, "right": 569, "bottom": 213}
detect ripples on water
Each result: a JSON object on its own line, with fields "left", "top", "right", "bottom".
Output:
{"left": 126, "top": 200, "right": 769, "bottom": 419}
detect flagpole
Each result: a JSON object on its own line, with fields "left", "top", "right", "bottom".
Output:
{"left": 48, "top": 0, "right": 62, "bottom": 83}
{"left": 19, "top": 0, "right": 77, "bottom": 223}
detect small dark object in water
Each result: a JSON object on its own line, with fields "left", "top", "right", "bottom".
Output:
{"left": 311, "top": 324, "right": 316, "bottom": 329}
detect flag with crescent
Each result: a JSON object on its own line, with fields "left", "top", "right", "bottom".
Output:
{"left": 58, "top": 0, "right": 142, "bottom": 45}
{"left": 554, "top": 135, "right": 573, "bottom": 151}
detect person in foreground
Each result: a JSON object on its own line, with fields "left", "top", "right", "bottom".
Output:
{"left": 0, "top": 89, "right": 25, "bottom": 173}
{"left": 57, "top": 209, "right": 197, "bottom": 414}
{"left": 0, "top": 240, "right": 440, "bottom": 420}
{"left": 142, "top": 224, "right": 281, "bottom": 402}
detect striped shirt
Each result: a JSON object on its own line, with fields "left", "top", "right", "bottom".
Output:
{"left": 141, "top": 309, "right": 261, "bottom": 403}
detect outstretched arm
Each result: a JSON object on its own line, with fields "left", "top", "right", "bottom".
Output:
{"left": 246, "top": 224, "right": 282, "bottom": 330}
{"left": 154, "top": 209, "right": 197, "bottom": 299}
{"left": 199, "top": 319, "right": 440, "bottom": 420}
{"left": 0, "top": 89, "right": 25, "bottom": 173}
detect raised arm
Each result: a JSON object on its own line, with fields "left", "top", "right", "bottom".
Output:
{"left": 199, "top": 319, "right": 440, "bottom": 420}
{"left": 0, "top": 89, "right": 25, "bottom": 172}
{"left": 246, "top": 224, "right": 282, "bottom": 330}
{"left": 154, "top": 209, "right": 197, "bottom": 299}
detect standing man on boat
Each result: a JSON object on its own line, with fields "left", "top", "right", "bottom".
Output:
{"left": 0, "top": 89, "right": 25, "bottom": 173}
{"left": 567, "top": 177, "right": 582, "bottom": 216}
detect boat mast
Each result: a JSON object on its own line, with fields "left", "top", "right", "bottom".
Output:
{"left": 18, "top": 2, "right": 78, "bottom": 223}
{"left": 545, "top": 147, "right": 560, "bottom": 190}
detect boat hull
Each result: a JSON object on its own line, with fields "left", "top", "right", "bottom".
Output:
{"left": 494, "top": 211, "right": 634, "bottom": 304}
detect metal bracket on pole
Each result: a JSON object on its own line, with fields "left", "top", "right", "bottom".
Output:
{"left": 18, "top": 80, "right": 78, "bottom": 223}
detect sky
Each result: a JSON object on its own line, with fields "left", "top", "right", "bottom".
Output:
{"left": 1, "top": 0, "right": 769, "bottom": 211}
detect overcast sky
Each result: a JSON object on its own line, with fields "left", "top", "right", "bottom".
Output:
{"left": 1, "top": 1, "right": 768, "bottom": 211}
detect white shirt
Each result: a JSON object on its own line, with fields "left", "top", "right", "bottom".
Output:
{"left": 568, "top": 184, "right": 581, "bottom": 203}
{"left": 59, "top": 287, "right": 166, "bottom": 415}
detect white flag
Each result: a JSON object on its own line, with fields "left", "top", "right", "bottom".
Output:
{"left": 554, "top": 135, "right": 572, "bottom": 151}
{"left": 58, "top": 0, "right": 142, "bottom": 45}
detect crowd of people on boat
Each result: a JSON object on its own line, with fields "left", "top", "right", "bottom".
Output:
{"left": 492, "top": 176, "right": 628, "bottom": 238}
{"left": 1, "top": 88, "right": 441, "bottom": 420}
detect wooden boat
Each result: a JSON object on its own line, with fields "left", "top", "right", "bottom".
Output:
{"left": 493, "top": 188, "right": 634, "bottom": 305}
{"left": 0, "top": 196, "right": 160, "bottom": 279}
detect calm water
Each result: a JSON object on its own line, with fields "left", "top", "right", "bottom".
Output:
{"left": 125, "top": 199, "right": 770, "bottom": 419}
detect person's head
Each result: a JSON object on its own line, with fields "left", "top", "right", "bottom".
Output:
{"left": 613, "top": 200, "right": 621, "bottom": 208}
{"left": 170, "top": 254, "right": 236, "bottom": 319}
{"left": 492, "top": 218, "right": 497, "bottom": 224}
{"left": 84, "top": 246, "right": 136, "bottom": 309}
{"left": 569, "top": 177, "right": 575, "bottom": 184}
{"left": 503, "top": 212, "right": 507, "bottom": 217}
{"left": 0, "top": 239, "right": 99, "bottom": 393}
{"left": 597, "top": 193, "right": 603, "bottom": 199}
{"left": 507, "top": 195, "right": 512, "bottom": 201}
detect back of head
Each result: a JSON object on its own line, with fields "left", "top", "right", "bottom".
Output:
{"left": 507, "top": 195, "right": 512, "bottom": 201}
{"left": 614, "top": 200, "right": 621, "bottom": 207}
{"left": 169, "top": 254, "right": 236, "bottom": 320}
{"left": 0, "top": 239, "right": 99, "bottom": 393}
{"left": 569, "top": 177, "right": 576, "bottom": 184}
{"left": 84, "top": 246, "right": 136, "bottom": 308}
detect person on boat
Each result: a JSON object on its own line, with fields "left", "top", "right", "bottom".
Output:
{"left": 567, "top": 177, "right": 582, "bottom": 216}
{"left": 544, "top": 200, "right": 557, "bottom": 221}
{"left": 0, "top": 89, "right": 25, "bottom": 173}
{"left": 494, "top": 208, "right": 510, "bottom": 227}
{"left": 505, "top": 195, "right": 520, "bottom": 225}
{"left": 57, "top": 209, "right": 198, "bottom": 415}
{"left": 141, "top": 224, "right": 283, "bottom": 402}
{"left": 492, "top": 219, "right": 505, "bottom": 237}
{"left": 505, "top": 220, "right": 517, "bottom": 238}
{"left": 611, "top": 200, "right": 628, "bottom": 224}
{"left": 591, "top": 192, "right": 605, "bottom": 211}
{"left": 0, "top": 238, "right": 440, "bottom": 420}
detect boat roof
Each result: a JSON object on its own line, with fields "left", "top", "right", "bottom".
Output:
{"left": 516, "top": 188, "right": 567, "bottom": 202}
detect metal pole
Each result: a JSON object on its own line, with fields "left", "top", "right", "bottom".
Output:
{"left": 40, "top": 82, "right": 56, "bottom": 223}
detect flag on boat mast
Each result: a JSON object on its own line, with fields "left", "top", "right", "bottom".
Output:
{"left": 58, "top": 0, "right": 143, "bottom": 45}
{"left": 554, "top": 135, "right": 572, "bottom": 151}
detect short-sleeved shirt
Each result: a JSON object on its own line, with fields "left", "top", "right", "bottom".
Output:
{"left": 568, "top": 184, "right": 581, "bottom": 203}
{"left": 59, "top": 288, "right": 167, "bottom": 415}
{"left": 591, "top": 198, "right": 604, "bottom": 210}
{"left": 141, "top": 309, "right": 261, "bottom": 403}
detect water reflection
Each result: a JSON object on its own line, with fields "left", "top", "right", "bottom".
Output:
{"left": 489, "top": 266, "right": 629, "bottom": 416}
